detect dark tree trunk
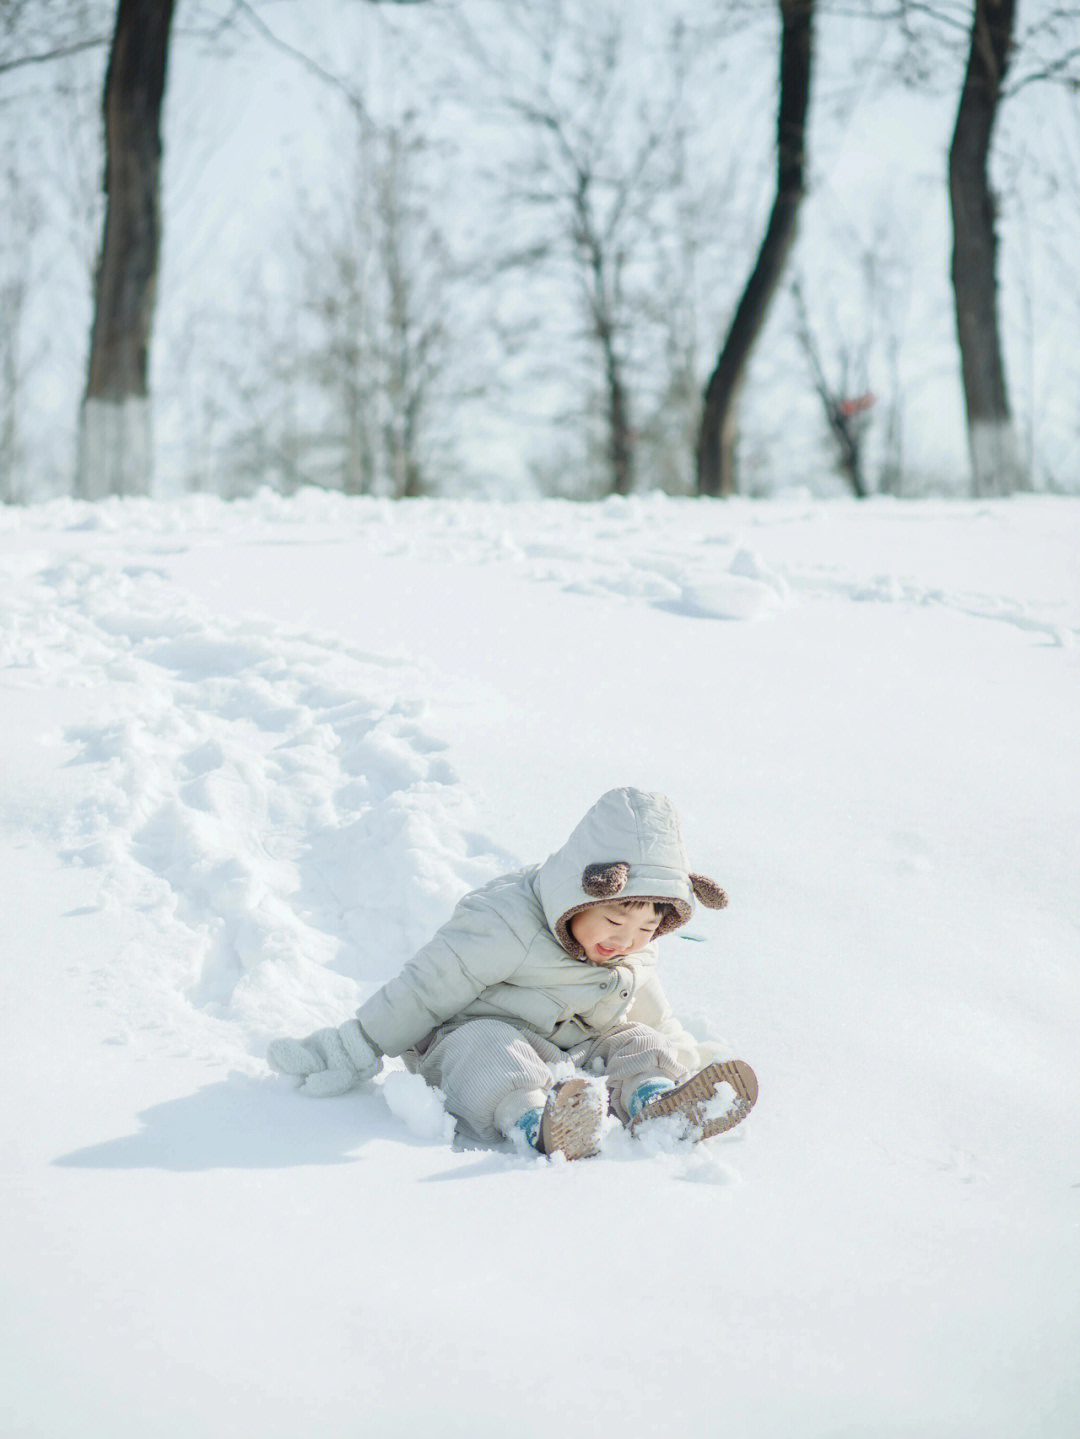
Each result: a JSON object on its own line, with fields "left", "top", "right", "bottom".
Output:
{"left": 603, "top": 329, "right": 633, "bottom": 497}
{"left": 949, "top": 0, "right": 1024, "bottom": 497}
{"left": 696, "top": 0, "right": 814, "bottom": 497}
{"left": 584, "top": 217, "right": 633, "bottom": 496}
{"left": 826, "top": 401, "right": 869, "bottom": 499}
{"left": 76, "top": 0, "right": 177, "bottom": 498}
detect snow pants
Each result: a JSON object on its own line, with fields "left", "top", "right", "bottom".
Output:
{"left": 405, "top": 1018, "right": 689, "bottom": 1143}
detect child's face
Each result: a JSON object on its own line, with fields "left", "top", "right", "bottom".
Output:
{"left": 570, "top": 902, "right": 660, "bottom": 964}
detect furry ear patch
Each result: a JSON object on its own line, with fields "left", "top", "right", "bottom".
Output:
{"left": 689, "top": 873, "right": 728, "bottom": 909}
{"left": 581, "top": 862, "right": 630, "bottom": 898}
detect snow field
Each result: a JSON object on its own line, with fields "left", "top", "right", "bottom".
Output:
{"left": 2, "top": 491, "right": 1079, "bottom": 1439}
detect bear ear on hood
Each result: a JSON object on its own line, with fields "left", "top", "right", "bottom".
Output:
{"left": 689, "top": 873, "right": 728, "bottom": 909}
{"left": 581, "top": 861, "right": 630, "bottom": 898}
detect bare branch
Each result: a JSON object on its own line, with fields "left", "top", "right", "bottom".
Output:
{"left": 0, "top": 37, "right": 108, "bottom": 74}
{"left": 823, "top": 1, "right": 971, "bottom": 35}
{"left": 228, "top": 0, "right": 374, "bottom": 128}
{"left": 1005, "top": 48, "right": 1080, "bottom": 98}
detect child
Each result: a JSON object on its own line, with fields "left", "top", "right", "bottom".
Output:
{"left": 268, "top": 787, "right": 757, "bottom": 1159}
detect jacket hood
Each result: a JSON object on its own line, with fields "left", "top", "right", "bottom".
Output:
{"left": 533, "top": 788, "right": 727, "bottom": 958}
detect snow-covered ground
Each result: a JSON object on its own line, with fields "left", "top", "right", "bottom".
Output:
{"left": 2, "top": 491, "right": 1078, "bottom": 1439}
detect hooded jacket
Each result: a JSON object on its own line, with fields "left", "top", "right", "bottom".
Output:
{"left": 355, "top": 788, "right": 727, "bottom": 1065}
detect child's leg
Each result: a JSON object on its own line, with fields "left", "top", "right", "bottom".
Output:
{"left": 584, "top": 1022, "right": 689, "bottom": 1124}
{"left": 414, "top": 1019, "right": 564, "bottom": 1143}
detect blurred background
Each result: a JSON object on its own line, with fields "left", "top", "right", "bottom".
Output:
{"left": 2, "top": 0, "right": 1078, "bottom": 504}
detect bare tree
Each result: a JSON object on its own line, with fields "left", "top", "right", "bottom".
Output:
{"left": 0, "top": 166, "right": 44, "bottom": 503}
{"left": 697, "top": 0, "right": 815, "bottom": 497}
{"left": 188, "top": 108, "right": 459, "bottom": 501}
{"left": 948, "top": 0, "right": 1024, "bottom": 496}
{"left": 470, "top": 1, "right": 708, "bottom": 497}
{"left": 0, "top": 5, "right": 109, "bottom": 500}
{"left": 290, "top": 116, "right": 456, "bottom": 498}
{"left": 374, "top": 124, "right": 450, "bottom": 498}
{"left": 1020, "top": 88, "right": 1080, "bottom": 492}
{"left": 790, "top": 278, "right": 876, "bottom": 498}
{"left": 841, "top": 1, "right": 1080, "bottom": 495}
{"left": 75, "top": 0, "right": 177, "bottom": 499}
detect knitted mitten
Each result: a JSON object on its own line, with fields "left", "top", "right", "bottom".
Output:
{"left": 266, "top": 1020, "right": 381, "bottom": 1096}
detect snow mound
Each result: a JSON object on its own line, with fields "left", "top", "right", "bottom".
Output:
{"left": 676, "top": 576, "right": 784, "bottom": 621}
{"left": 380, "top": 1070, "right": 457, "bottom": 1144}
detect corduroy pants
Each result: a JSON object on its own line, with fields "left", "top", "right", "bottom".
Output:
{"left": 405, "top": 1017, "right": 688, "bottom": 1143}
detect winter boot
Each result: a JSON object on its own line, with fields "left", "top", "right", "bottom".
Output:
{"left": 537, "top": 1077, "right": 605, "bottom": 1161}
{"left": 629, "top": 1059, "right": 758, "bottom": 1142}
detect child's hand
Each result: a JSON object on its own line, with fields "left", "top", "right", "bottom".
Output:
{"left": 266, "top": 1020, "right": 381, "bottom": 1095}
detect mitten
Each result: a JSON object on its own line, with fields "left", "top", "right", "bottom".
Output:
{"left": 266, "top": 1020, "right": 381, "bottom": 1096}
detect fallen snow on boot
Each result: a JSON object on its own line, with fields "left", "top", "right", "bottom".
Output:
{"left": 629, "top": 1060, "right": 757, "bottom": 1142}
{"left": 538, "top": 1076, "right": 607, "bottom": 1161}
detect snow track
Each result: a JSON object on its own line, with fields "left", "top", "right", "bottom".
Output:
{"left": 3, "top": 546, "right": 505, "bottom": 1063}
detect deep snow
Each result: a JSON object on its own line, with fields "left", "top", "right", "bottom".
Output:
{"left": 2, "top": 491, "right": 1078, "bottom": 1439}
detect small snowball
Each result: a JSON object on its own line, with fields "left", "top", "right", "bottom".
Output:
{"left": 679, "top": 578, "right": 781, "bottom": 622}
{"left": 729, "top": 546, "right": 790, "bottom": 598}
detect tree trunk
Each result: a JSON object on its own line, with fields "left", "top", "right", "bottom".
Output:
{"left": 826, "top": 402, "right": 868, "bottom": 499}
{"left": 583, "top": 214, "right": 634, "bottom": 496}
{"left": 76, "top": 0, "right": 176, "bottom": 499}
{"left": 949, "top": 0, "right": 1024, "bottom": 497}
{"left": 602, "top": 328, "right": 633, "bottom": 497}
{"left": 696, "top": 0, "right": 814, "bottom": 497}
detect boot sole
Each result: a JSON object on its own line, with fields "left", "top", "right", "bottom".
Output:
{"left": 539, "top": 1077, "right": 603, "bottom": 1160}
{"left": 630, "top": 1059, "right": 758, "bottom": 1141}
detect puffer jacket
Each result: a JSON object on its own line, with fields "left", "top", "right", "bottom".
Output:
{"left": 355, "top": 788, "right": 728, "bottom": 1067}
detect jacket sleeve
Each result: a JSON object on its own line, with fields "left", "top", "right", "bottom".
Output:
{"left": 356, "top": 890, "right": 527, "bottom": 1057}
{"left": 625, "top": 970, "right": 706, "bottom": 1073}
